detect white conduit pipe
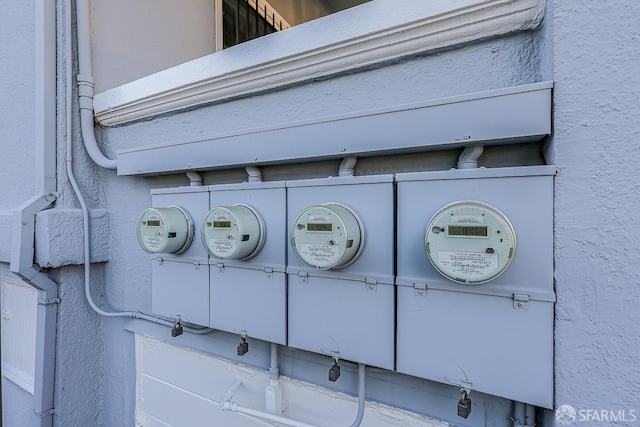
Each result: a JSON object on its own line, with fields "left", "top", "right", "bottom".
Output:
{"left": 339, "top": 157, "right": 358, "bottom": 176}
{"left": 221, "top": 363, "right": 367, "bottom": 427}
{"left": 66, "top": 119, "right": 213, "bottom": 332}
{"left": 269, "top": 343, "right": 279, "bottom": 379}
{"left": 525, "top": 403, "right": 536, "bottom": 427}
{"left": 221, "top": 401, "right": 317, "bottom": 427}
{"left": 457, "top": 145, "right": 484, "bottom": 169}
{"left": 349, "top": 363, "right": 366, "bottom": 427}
{"left": 186, "top": 171, "right": 203, "bottom": 186}
{"left": 70, "top": 0, "right": 211, "bottom": 334}
{"left": 76, "top": 0, "right": 117, "bottom": 170}
{"left": 513, "top": 401, "right": 525, "bottom": 426}
{"left": 246, "top": 166, "right": 262, "bottom": 182}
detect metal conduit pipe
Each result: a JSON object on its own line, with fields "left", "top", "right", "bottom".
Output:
{"left": 75, "top": 0, "right": 117, "bottom": 170}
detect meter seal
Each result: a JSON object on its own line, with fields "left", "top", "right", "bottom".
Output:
{"left": 424, "top": 200, "right": 516, "bottom": 284}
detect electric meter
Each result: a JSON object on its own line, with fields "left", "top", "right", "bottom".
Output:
{"left": 291, "top": 203, "right": 363, "bottom": 270}
{"left": 424, "top": 201, "right": 516, "bottom": 284}
{"left": 201, "top": 205, "right": 265, "bottom": 260}
{"left": 137, "top": 206, "right": 194, "bottom": 254}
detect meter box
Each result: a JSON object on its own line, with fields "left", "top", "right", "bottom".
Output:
{"left": 395, "top": 166, "right": 555, "bottom": 408}
{"left": 286, "top": 175, "right": 395, "bottom": 370}
{"left": 206, "top": 181, "right": 287, "bottom": 345}
{"left": 141, "top": 187, "right": 210, "bottom": 326}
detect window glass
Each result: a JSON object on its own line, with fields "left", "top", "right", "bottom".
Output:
{"left": 222, "top": 0, "right": 370, "bottom": 48}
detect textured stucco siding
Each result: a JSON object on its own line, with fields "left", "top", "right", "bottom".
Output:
{"left": 550, "top": 1, "right": 640, "bottom": 424}
{"left": 0, "top": 0, "right": 38, "bottom": 423}
{"left": 0, "top": 0, "right": 36, "bottom": 208}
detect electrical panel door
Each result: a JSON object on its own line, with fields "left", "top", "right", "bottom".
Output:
{"left": 207, "top": 182, "right": 287, "bottom": 345}
{"left": 286, "top": 175, "right": 395, "bottom": 370}
{"left": 395, "top": 166, "right": 555, "bottom": 408}
{"left": 147, "top": 187, "right": 210, "bottom": 326}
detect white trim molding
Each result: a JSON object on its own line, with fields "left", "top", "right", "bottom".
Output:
{"left": 94, "top": 0, "right": 545, "bottom": 126}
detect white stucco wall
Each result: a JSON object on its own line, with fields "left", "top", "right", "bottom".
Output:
{"left": 0, "top": 0, "right": 36, "bottom": 208}
{"left": 0, "top": 1, "right": 39, "bottom": 423}
{"left": 550, "top": 1, "right": 640, "bottom": 424}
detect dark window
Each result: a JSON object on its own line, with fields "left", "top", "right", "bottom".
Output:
{"left": 222, "top": 0, "right": 369, "bottom": 49}
{"left": 223, "top": 0, "right": 278, "bottom": 49}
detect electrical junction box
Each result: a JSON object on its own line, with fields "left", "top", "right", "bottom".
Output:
{"left": 206, "top": 181, "right": 287, "bottom": 345}
{"left": 286, "top": 175, "right": 395, "bottom": 370}
{"left": 147, "top": 187, "right": 210, "bottom": 327}
{"left": 395, "top": 166, "right": 555, "bottom": 408}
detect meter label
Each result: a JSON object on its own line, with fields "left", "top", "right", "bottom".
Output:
{"left": 451, "top": 215, "right": 484, "bottom": 225}
{"left": 300, "top": 243, "right": 340, "bottom": 266}
{"left": 213, "top": 213, "right": 231, "bottom": 221}
{"left": 210, "top": 238, "right": 237, "bottom": 255}
{"left": 143, "top": 236, "right": 162, "bottom": 251}
{"left": 307, "top": 214, "right": 330, "bottom": 223}
{"left": 438, "top": 251, "right": 497, "bottom": 277}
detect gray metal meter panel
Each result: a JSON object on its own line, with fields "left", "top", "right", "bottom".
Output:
{"left": 396, "top": 287, "right": 553, "bottom": 408}
{"left": 207, "top": 182, "right": 287, "bottom": 344}
{"left": 148, "top": 187, "right": 210, "bottom": 326}
{"left": 286, "top": 175, "right": 395, "bottom": 369}
{"left": 396, "top": 166, "right": 555, "bottom": 298}
{"left": 288, "top": 275, "right": 394, "bottom": 369}
{"left": 395, "top": 166, "right": 555, "bottom": 408}
{"left": 151, "top": 258, "right": 210, "bottom": 326}
{"left": 286, "top": 175, "right": 395, "bottom": 281}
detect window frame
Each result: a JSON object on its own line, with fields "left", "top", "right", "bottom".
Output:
{"left": 93, "top": 0, "right": 546, "bottom": 126}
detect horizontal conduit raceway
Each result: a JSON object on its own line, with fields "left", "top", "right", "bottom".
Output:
{"left": 116, "top": 81, "right": 552, "bottom": 176}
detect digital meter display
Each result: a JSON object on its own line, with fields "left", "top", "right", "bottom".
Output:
{"left": 448, "top": 225, "right": 488, "bottom": 237}
{"left": 307, "top": 223, "right": 333, "bottom": 232}
{"left": 213, "top": 221, "right": 232, "bottom": 228}
{"left": 146, "top": 220, "right": 161, "bottom": 227}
